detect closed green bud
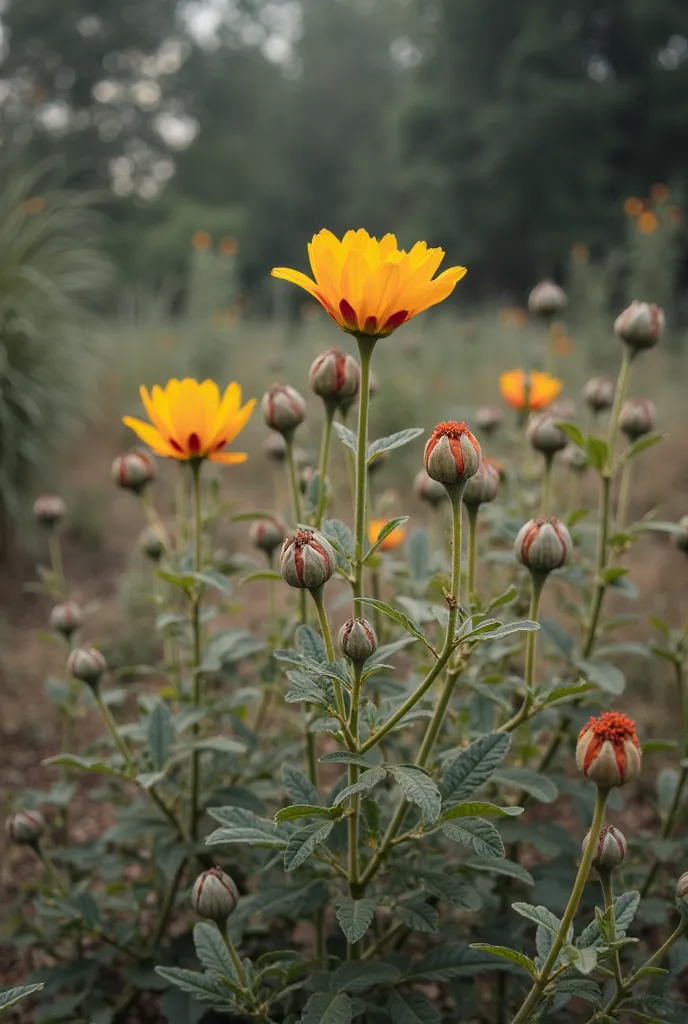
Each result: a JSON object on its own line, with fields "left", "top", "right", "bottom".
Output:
{"left": 338, "top": 617, "right": 377, "bottom": 664}
{"left": 192, "top": 868, "right": 239, "bottom": 922}
{"left": 67, "top": 646, "right": 107, "bottom": 688}
{"left": 6, "top": 810, "right": 45, "bottom": 847}
{"left": 582, "top": 824, "right": 627, "bottom": 873}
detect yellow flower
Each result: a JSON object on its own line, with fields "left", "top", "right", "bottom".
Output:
{"left": 368, "top": 518, "right": 406, "bottom": 551}
{"left": 272, "top": 229, "right": 466, "bottom": 337}
{"left": 499, "top": 370, "right": 563, "bottom": 411}
{"left": 123, "top": 378, "right": 255, "bottom": 463}
{"left": 638, "top": 211, "right": 658, "bottom": 235}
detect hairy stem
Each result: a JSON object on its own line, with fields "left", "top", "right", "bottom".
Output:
{"left": 188, "top": 460, "right": 204, "bottom": 842}
{"left": 499, "top": 573, "right": 545, "bottom": 733}
{"left": 597, "top": 920, "right": 688, "bottom": 1019}
{"left": 540, "top": 454, "right": 554, "bottom": 515}
{"left": 353, "top": 337, "right": 375, "bottom": 600}
{"left": 217, "top": 918, "right": 249, "bottom": 990}
{"left": 511, "top": 787, "right": 608, "bottom": 1024}
{"left": 600, "top": 871, "right": 624, "bottom": 991}
{"left": 466, "top": 504, "right": 478, "bottom": 597}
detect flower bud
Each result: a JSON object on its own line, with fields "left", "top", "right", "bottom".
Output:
{"left": 675, "top": 515, "right": 688, "bottom": 555}
{"left": 614, "top": 301, "right": 665, "bottom": 351}
{"left": 140, "top": 525, "right": 166, "bottom": 562}
{"left": 462, "top": 461, "right": 500, "bottom": 508}
{"left": 33, "top": 494, "right": 66, "bottom": 529}
{"left": 576, "top": 711, "right": 641, "bottom": 789}
{"left": 583, "top": 376, "right": 616, "bottom": 414}
{"left": 338, "top": 617, "right": 377, "bottom": 664}
{"left": 562, "top": 444, "right": 588, "bottom": 473}
{"left": 549, "top": 397, "right": 576, "bottom": 421}
{"left": 475, "top": 405, "right": 504, "bottom": 435}
{"left": 192, "top": 867, "right": 239, "bottom": 922}
{"left": 249, "top": 518, "right": 286, "bottom": 556}
{"left": 111, "top": 450, "right": 155, "bottom": 494}
{"left": 528, "top": 280, "right": 567, "bottom": 318}
{"left": 526, "top": 413, "right": 569, "bottom": 457}
{"left": 50, "top": 601, "right": 82, "bottom": 639}
{"left": 619, "top": 398, "right": 656, "bottom": 442}
{"left": 308, "top": 349, "right": 360, "bottom": 406}
{"left": 582, "top": 824, "right": 627, "bottom": 873}
{"left": 261, "top": 384, "right": 306, "bottom": 435}
{"left": 676, "top": 871, "right": 688, "bottom": 916}
{"left": 514, "top": 517, "right": 572, "bottom": 574}
{"left": 280, "top": 529, "right": 337, "bottom": 590}
{"left": 424, "top": 421, "right": 481, "bottom": 491}
{"left": 67, "top": 646, "right": 107, "bottom": 688}
{"left": 6, "top": 810, "right": 45, "bottom": 846}
{"left": 414, "top": 470, "right": 446, "bottom": 508}
{"left": 264, "top": 431, "right": 287, "bottom": 463}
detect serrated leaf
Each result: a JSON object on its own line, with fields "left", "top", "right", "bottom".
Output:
{"left": 205, "top": 807, "right": 285, "bottom": 849}
{"left": 297, "top": 624, "right": 328, "bottom": 663}
{"left": 148, "top": 702, "right": 174, "bottom": 771}
{"left": 419, "top": 871, "right": 484, "bottom": 909}
{"left": 192, "top": 923, "right": 238, "bottom": 982}
{"left": 512, "top": 903, "right": 566, "bottom": 937}
{"left": 386, "top": 990, "right": 440, "bottom": 1024}
{"left": 332, "top": 422, "right": 358, "bottom": 457}
{"left": 335, "top": 898, "right": 377, "bottom": 942}
{"left": 463, "top": 620, "right": 540, "bottom": 643}
{"left": 367, "top": 427, "right": 424, "bottom": 462}
{"left": 465, "top": 857, "right": 534, "bottom": 886}
{"left": 319, "top": 751, "right": 375, "bottom": 768}
{"left": 493, "top": 768, "right": 558, "bottom": 803}
{"left": 355, "top": 597, "right": 429, "bottom": 647}
{"left": 388, "top": 765, "right": 441, "bottom": 822}
{"left": 469, "top": 944, "right": 537, "bottom": 976}
{"left": 154, "top": 967, "right": 229, "bottom": 1004}
{"left": 282, "top": 762, "right": 322, "bottom": 806}
{"left": 0, "top": 984, "right": 44, "bottom": 1013}
{"left": 441, "top": 801, "right": 523, "bottom": 820}
{"left": 299, "top": 991, "right": 353, "bottom": 1024}
{"left": 322, "top": 519, "right": 355, "bottom": 560}
{"left": 333, "top": 767, "right": 386, "bottom": 805}
{"left": 409, "top": 944, "right": 519, "bottom": 980}
{"left": 397, "top": 899, "right": 439, "bottom": 934}
{"left": 330, "top": 961, "right": 401, "bottom": 993}
{"left": 441, "top": 732, "right": 510, "bottom": 805}
{"left": 283, "top": 820, "right": 334, "bottom": 871}
{"left": 441, "top": 817, "right": 504, "bottom": 857}
{"left": 275, "top": 804, "right": 336, "bottom": 824}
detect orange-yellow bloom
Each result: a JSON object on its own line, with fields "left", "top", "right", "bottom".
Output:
{"left": 368, "top": 518, "right": 406, "bottom": 551}
{"left": 638, "top": 211, "right": 658, "bottom": 235}
{"left": 499, "top": 370, "right": 563, "bottom": 412}
{"left": 623, "top": 197, "right": 643, "bottom": 217}
{"left": 123, "top": 378, "right": 255, "bottom": 464}
{"left": 272, "top": 229, "right": 466, "bottom": 338}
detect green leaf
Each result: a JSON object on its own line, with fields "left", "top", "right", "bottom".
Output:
{"left": 363, "top": 517, "right": 410, "bottom": 561}
{"left": 282, "top": 761, "right": 322, "bottom": 806}
{"left": 154, "top": 967, "right": 229, "bottom": 1004}
{"left": 556, "top": 421, "right": 585, "bottom": 448}
{"left": 157, "top": 569, "right": 196, "bottom": 594}
{"left": 463, "top": 620, "right": 540, "bottom": 643}
{"left": 192, "top": 923, "right": 239, "bottom": 983}
{"left": 240, "top": 570, "right": 283, "bottom": 584}
{"left": 441, "top": 817, "right": 504, "bottom": 857}
{"left": 585, "top": 435, "right": 609, "bottom": 470}
{"left": 631, "top": 520, "right": 688, "bottom": 537}
{"left": 409, "top": 944, "right": 519, "bottom": 981}
{"left": 42, "top": 754, "right": 126, "bottom": 778}
{"left": 275, "top": 805, "right": 338, "bottom": 824}
{"left": 493, "top": 768, "right": 558, "bottom": 803}
{"left": 465, "top": 857, "right": 534, "bottom": 886}
{"left": 441, "top": 733, "right": 511, "bottom": 805}
{"left": 388, "top": 765, "right": 441, "bottom": 822}
{"left": 539, "top": 682, "right": 594, "bottom": 707}
{"left": 485, "top": 585, "right": 518, "bottom": 613}
{"left": 548, "top": 978, "right": 602, "bottom": 1009}
{"left": 192, "top": 570, "right": 234, "bottom": 596}
{"left": 397, "top": 899, "right": 439, "bottom": 934}
{"left": 367, "top": 427, "right": 424, "bottom": 462}
{"left": 386, "top": 991, "right": 441, "bottom": 1024}
{"left": 319, "top": 751, "right": 375, "bottom": 768}
{"left": 419, "top": 871, "right": 484, "bottom": 909}
{"left": 469, "top": 944, "right": 537, "bottom": 977}
{"left": 512, "top": 903, "right": 565, "bottom": 937}
{"left": 623, "top": 431, "right": 665, "bottom": 461}
{"left": 333, "top": 767, "right": 387, "bottom": 805}
{"left": 335, "top": 897, "right": 378, "bottom": 942}
{"left": 566, "top": 507, "right": 590, "bottom": 527}
{"left": 205, "top": 807, "right": 286, "bottom": 849}
{"left": 355, "top": 597, "right": 430, "bottom": 648}
{"left": 297, "top": 624, "right": 328, "bottom": 663}
{"left": 322, "top": 519, "right": 355, "bottom": 560}
{"left": 299, "top": 991, "right": 353, "bottom": 1024}
{"left": 285, "top": 672, "right": 331, "bottom": 707}
{"left": 575, "top": 657, "right": 626, "bottom": 695}
{"left": 0, "top": 984, "right": 44, "bottom": 1014}
{"left": 563, "top": 944, "right": 598, "bottom": 976}
{"left": 148, "top": 701, "right": 174, "bottom": 771}
{"left": 330, "top": 962, "right": 401, "bottom": 992}
{"left": 332, "top": 422, "right": 358, "bottom": 457}
{"left": 441, "top": 801, "right": 523, "bottom": 820}
{"left": 283, "top": 820, "right": 334, "bottom": 871}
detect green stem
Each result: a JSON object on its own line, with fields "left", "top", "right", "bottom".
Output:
{"left": 310, "top": 585, "right": 345, "bottom": 720}
{"left": 216, "top": 918, "right": 249, "bottom": 990}
{"left": 467, "top": 505, "right": 478, "bottom": 598}
{"left": 511, "top": 787, "right": 608, "bottom": 1024}
{"left": 95, "top": 689, "right": 137, "bottom": 769}
{"left": 285, "top": 435, "right": 307, "bottom": 625}
{"left": 148, "top": 859, "right": 186, "bottom": 954}
{"left": 36, "top": 844, "right": 67, "bottom": 895}
{"left": 499, "top": 573, "right": 545, "bottom": 732}
{"left": 540, "top": 454, "right": 554, "bottom": 515}
{"left": 48, "top": 533, "right": 66, "bottom": 598}
{"left": 353, "top": 337, "right": 375, "bottom": 600}
{"left": 600, "top": 871, "right": 624, "bottom": 991}
{"left": 347, "top": 663, "right": 364, "bottom": 954}
{"left": 189, "top": 460, "right": 204, "bottom": 842}
{"left": 616, "top": 458, "right": 633, "bottom": 532}
{"left": 358, "top": 490, "right": 464, "bottom": 887}
{"left": 361, "top": 921, "right": 406, "bottom": 960}
{"left": 314, "top": 404, "right": 335, "bottom": 528}
{"left": 599, "top": 920, "right": 688, "bottom": 1019}
{"left": 370, "top": 568, "right": 383, "bottom": 641}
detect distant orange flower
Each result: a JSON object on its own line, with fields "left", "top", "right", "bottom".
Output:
{"left": 368, "top": 518, "right": 406, "bottom": 551}
{"left": 638, "top": 211, "right": 658, "bottom": 235}
{"left": 571, "top": 243, "right": 589, "bottom": 263}
{"left": 554, "top": 334, "right": 573, "bottom": 356}
{"left": 192, "top": 231, "right": 212, "bottom": 251}
{"left": 668, "top": 205, "right": 682, "bottom": 228}
{"left": 650, "top": 183, "right": 669, "bottom": 203}
{"left": 499, "top": 307, "right": 528, "bottom": 327}
{"left": 623, "top": 197, "right": 643, "bottom": 217}
{"left": 499, "top": 370, "right": 563, "bottom": 411}
{"left": 219, "top": 237, "right": 238, "bottom": 255}
{"left": 22, "top": 196, "right": 46, "bottom": 215}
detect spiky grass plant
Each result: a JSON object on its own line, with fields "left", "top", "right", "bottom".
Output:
{"left": 0, "top": 160, "right": 111, "bottom": 544}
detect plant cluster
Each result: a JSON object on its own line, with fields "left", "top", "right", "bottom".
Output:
{"left": 4, "top": 231, "right": 688, "bottom": 1024}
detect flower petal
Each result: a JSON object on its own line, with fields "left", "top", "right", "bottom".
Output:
{"left": 209, "top": 450, "right": 249, "bottom": 465}
{"left": 122, "top": 417, "right": 178, "bottom": 457}
{"left": 218, "top": 397, "right": 256, "bottom": 445}
{"left": 271, "top": 267, "right": 319, "bottom": 299}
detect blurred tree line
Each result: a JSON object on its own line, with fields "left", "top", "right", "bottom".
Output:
{"left": 1, "top": 0, "right": 688, "bottom": 304}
